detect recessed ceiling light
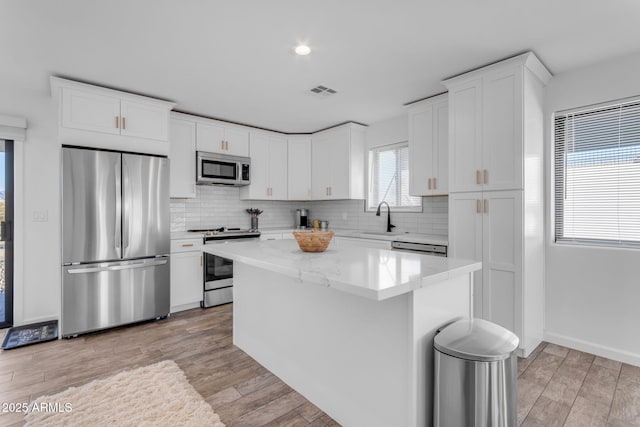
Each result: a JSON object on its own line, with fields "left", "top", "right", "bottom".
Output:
{"left": 294, "top": 44, "right": 311, "bottom": 56}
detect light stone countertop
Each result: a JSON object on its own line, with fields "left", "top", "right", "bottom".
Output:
{"left": 258, "top": 227, "right": 449, "bottom": 246}
{"left": 200, "top": 239, "right": 479, "bottom": 301}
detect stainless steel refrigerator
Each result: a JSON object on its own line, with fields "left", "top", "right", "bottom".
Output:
{"left": 61, "top": 146, "right": 170, "bottom": 337}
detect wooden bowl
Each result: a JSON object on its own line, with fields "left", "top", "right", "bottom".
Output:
{"left": 292, "top": 230, "right": 334, "bottom": 253}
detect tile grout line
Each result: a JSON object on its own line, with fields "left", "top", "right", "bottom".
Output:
{"left": 604, "top": 363, "right": 623, "bottom": 425}
{"left": 560, "top": 352, "right": 592, "bottom": 427}
{"left": 517, "top": 345, "right": 545, "bottom": 426}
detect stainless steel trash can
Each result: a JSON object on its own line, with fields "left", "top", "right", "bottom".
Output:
{"left": 433, "top": 318, "right": 519, "bottom": 427}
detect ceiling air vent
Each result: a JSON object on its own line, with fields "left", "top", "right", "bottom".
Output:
{"left": 308, "top": 85, "right": 337, "bottom": 98}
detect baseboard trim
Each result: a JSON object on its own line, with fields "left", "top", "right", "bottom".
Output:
{"left": 544, "top": 331, "right": 640, "bottom": 367}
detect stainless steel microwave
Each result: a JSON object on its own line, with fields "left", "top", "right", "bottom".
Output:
{"left": 196, "top": 151, "right": 251, "bottom": 186}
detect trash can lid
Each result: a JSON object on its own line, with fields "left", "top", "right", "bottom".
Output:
{"left": 434, "top": 318, "right": 519, "bottom": 362}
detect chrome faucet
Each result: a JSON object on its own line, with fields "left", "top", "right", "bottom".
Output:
{"left": 375, "top": 201, "right": 396, "bottom": 233}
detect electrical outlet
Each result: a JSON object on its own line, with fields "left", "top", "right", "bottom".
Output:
{"left": 33, "top": 210, "right": 48, "bottom": 222}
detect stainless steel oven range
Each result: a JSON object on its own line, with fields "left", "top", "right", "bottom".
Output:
{"left": 189, "top": 228, "right": 261, "bottom": 308}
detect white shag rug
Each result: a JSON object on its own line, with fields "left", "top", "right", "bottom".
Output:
{"left": 25, "top": 360, "right": 225, "bottom": 427}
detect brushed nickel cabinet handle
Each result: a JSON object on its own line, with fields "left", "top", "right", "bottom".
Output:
{"left": 115, "top": 116, "right": 119, "bottom": 129}
{"left": 476, "top": 170, "right": 481, "bottom": 185}
{"left": 484, "top": 199, "right": 488, "bottom": 214}
{"left": 200, "top": 256, "right": 203, "bottom": 267}
{"left": 428, "top": 178, "right": 432, "bottom": 190}
{"left": 476, "top": 199, "right": 482, "bottom": 214}
{"left": 182, "top": 243, "right": 194, "bottom": 247}
{"left": 221, "top": 140, "right": 224, "bottom": 150}
{"left": 433, "top": 177, "right": 437, "bottom": 189}
{"left": 225, "top": 141, "right": 229, "bottom": 151}
{"left": 483, "top": 169, "right": 488, "bottom": 185}
{"left": 122, "top": 117, "right": 126, "bottom": 130}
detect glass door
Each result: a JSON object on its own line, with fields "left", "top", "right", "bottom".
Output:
{"left": 0, "top": 140, "right": 13, "bottom": 327}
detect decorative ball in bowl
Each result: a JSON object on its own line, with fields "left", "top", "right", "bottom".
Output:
{"left": 292, "top": 230, "right": 334, "bottom": 253}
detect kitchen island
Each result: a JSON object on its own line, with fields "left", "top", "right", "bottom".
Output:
{"left": 201, "top": 239, "right": 481, "bottom": 427}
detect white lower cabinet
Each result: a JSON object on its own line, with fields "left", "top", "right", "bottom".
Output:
{"left": 449, "top": 190, "right": 541, "bottom": 356}
{"left": 170, "top": 238, "right": 203, "bottom": 312}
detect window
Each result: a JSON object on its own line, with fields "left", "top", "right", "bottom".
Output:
{"left": 368, "top": 142, "right": 421, "bottom": 211}
{"left": 554, "top": 97, "right": 640, "bottom": 247}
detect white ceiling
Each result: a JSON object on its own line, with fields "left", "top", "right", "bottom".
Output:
{"left": 2, "top": 0, "right": 640, "bottom": 133}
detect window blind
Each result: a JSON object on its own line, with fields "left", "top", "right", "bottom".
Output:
{"left": 554, "top": 97, "right": 640, "bottom": 246}
{"left": 368, "top": 143, "right": 421, "bottom": 210}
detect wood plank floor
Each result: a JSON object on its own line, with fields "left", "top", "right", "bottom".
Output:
{"left": 518, "top": 342, "right": 640, "bottom": 426}
{"left": 0, "top": 306, "right": 638, "bottom": 426}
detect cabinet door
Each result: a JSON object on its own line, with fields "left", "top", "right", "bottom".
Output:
{"left": 482, "top": 69, "right": 523, "bottom": 191}
{"left": 327, "top": 128, "right": 350, "bottom": 199}
{"left": 170, "top": 251, "right": 203, "bottom": 310}
{"left": 433, "top": 101, "right": 449, "bottom": 195}
{"left": 61, "top": 88, "right": 121, "bottom": 135}
{"left": 311, "top": 134, "right": 333, "bottom": 200}
{"left": 482, "top": 190, "right": 522, "bottom": 336}
{"left": 449, "top": 80, "right": 482, "bottom": 193}
{"left": 269, "top": 136, "right": 288, "bottom": 199}
{"left": 288, "top": 138, "right": 312, "bottom": 200}
{"left": 169, "top": 118, "right": 197, "bottom": 198}
{"left": 246, "top": 133, "right": 270, "bottom": 199}
{"left": 449, "top": 192, "right": 483, "bottom": 317}
{"left": 120, "top": 100, "right": 169, "bottom": 141}
{"left": 408, "top": 106, "right": 434, "bottom": 196}
{"left": 196, "top": 122, "right": 226, "bottom": 153}
{"left": 224, "top": 127, "right": 250, "bottom": 157}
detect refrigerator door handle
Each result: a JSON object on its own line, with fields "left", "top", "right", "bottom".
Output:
{"left": 67, "top": 259, "right": 168, "bottom": 274}
{"left": 114, "top": 159, "right": 122, "bottom": 258}
{"left": 122, "top": 155, "right": 131, "bottom": 252}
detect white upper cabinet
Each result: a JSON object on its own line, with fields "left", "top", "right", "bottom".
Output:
{"left": 311, "top": 124, "right": 365, "bottom": 200}
{"left": 287, "top": 137, "right": 312, "bottom": 200}
{"left": 196, "top": 121, "right": 249, "bottom": 157}
{"left": 120, "top": 100, "right": 170, "bottom": 141}
{"left": 169, "top": 114, "right": 197, "bottom": 198}
{"left": 61, "top": 89, "right": 121, "bottom": 135}
{"left": 407, "top": 94, "right": 448, "bottom": 196}
{"left": 52, "top": 77, "right": 174, "bottom": 144}
{"left": 240, "top": 132, "right": 287, "bottom": 200}
{"left": 443, "top": 53, "right": 550, "bottom": 193}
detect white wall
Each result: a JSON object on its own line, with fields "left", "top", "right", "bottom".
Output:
{"left": 0, "top": 82, "right": 60, "bottom": 325}
{"left": 544, "top": 52, "right": 640, "bottom": 365}
{"left": 365, "top": 114, "right": 408, "bottom": 148}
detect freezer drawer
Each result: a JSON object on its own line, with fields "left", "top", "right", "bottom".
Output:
{"left": 62, "top": 257, "right": 170, "bottom": 337}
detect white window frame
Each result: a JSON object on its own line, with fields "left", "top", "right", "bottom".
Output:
{"left": 366, "top": 142, "right": 422, "bottom": 213}
{"left": 553, "top": 95, "right": 640, "bottom": 249}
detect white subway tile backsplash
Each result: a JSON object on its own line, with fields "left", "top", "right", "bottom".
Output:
{"left": 170, "top": 186, "right": 448, "bottom": 235}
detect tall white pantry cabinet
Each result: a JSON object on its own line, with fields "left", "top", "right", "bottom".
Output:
{"left": 443, "top": 52, "right": 551, "bottom": 357}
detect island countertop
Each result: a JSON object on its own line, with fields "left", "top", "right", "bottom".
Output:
{"left": 200, "top": 239, "right": 481, "bottom": 301}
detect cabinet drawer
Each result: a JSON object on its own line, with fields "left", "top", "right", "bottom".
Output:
{"left": 171, "top": 238, "right": 203, "bottom": 253}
